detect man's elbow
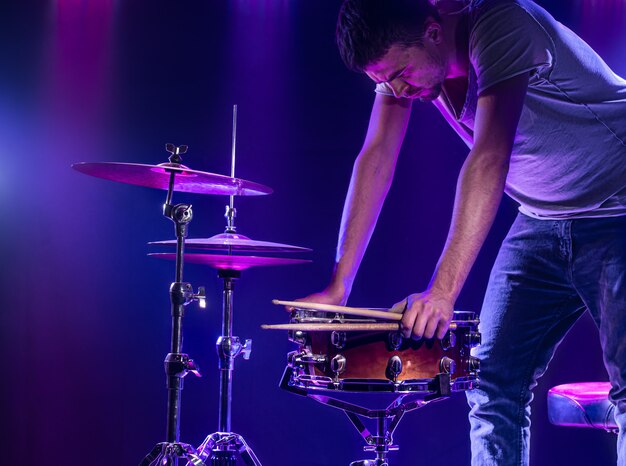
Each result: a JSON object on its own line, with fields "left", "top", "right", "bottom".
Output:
{"left": 465, "top": 147, "right": 511, "bottom": 179}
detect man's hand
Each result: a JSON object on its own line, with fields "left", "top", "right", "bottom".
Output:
{"left": 394, "top": 290, "right": 455, "bottom": 340}
{"left": 288, "top": 284, "right": 348, "bottom": 311}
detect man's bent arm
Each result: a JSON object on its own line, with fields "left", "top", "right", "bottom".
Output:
{"left": 401, "top": 72, "right": 529, "bottom": 339}
{"left": 324, "top": 93, "right": 412, "bottom": 303}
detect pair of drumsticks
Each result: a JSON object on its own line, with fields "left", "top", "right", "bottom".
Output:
{"left": 263, "top": 299, "right": 445, "bottom": 332}
{"left": 262, "top": 300, "right": 461, "bottom": 332}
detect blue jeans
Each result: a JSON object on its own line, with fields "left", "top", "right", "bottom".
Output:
{"left": 466, "top": 213, "right": 626, "bottom": 466}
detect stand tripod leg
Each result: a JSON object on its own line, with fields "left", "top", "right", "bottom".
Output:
{"left": 140, "top": 442, "right": 206, "bottom": 466}
{"left": 236, "top": 434, "right": 262, "bottom": 466}
{"left": 196, "top": 433, "right": 262, "bottom": 466}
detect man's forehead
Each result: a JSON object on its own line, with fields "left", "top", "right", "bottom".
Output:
{"left": 364, "top": 45, "right": 407, "bottom": 83}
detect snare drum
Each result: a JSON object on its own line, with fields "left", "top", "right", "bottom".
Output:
{"left": 285, "top": 309, "right": 480, "bottom": 394}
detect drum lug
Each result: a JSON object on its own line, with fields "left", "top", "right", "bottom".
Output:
{"left": 387, "top": 332, "right": 404, "bottom": 351}
{"left": 331, "top": 331, "right": 347, "bottom": 349}
{"left": 330, "top": 354, "right": 347, "bottom": 382}
{"left": 440, "top": 331, "right": 457, "bottom": 351}
{"left": 439, "top": 357, "right": 456, "bottom": 375}
{"left": 467, "top": 356, "right": 480, "bottom": 373}
{"left": 385, "top": 355, "right": 403, "bottom": 383}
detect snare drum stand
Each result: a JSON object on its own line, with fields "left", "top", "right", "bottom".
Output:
{"left": 141, "top": 145, "right": 207, "bottom": 466}
{"left": 195, "top": 206, "right": 262, "bottom": 466}
{"left": 282, "top": 368, "right": 451, "bottom": 466}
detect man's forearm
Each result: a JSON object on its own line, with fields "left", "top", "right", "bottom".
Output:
{"left": 330, "top": 147, "right": 397, "bottom": 298}
{"left": 429, "top": 149, "right": 509, "bottom": 301}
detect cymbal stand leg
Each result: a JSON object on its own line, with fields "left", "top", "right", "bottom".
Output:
{"left": 141, "top": 145, "right": 205, "bottom": 466}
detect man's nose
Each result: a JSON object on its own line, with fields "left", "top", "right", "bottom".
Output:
{"left": 389, "top": 79, "right": 408, "bottom": 99}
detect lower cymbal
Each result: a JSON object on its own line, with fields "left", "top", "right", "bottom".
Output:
{"left": 149, "top": 253, "right": 311, "bottom": 271}
{"left": 150, "top": 232, "right": 311, "bottom": 253}
{"left": 72, "top": 162, "right": 272, "bottom": 196}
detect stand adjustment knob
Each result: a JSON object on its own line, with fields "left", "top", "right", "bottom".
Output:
{"left": 194, "top": 286, "right": 207, "bottom": 309}
{"left": 164, "top": 353, "right": 202, "bottom": 378}
{"left": 241, "top": 339, "right": 253, "bottom": 360}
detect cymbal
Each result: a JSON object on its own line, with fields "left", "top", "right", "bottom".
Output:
{"left": 149, "top": 253, "right": 311, "bottom": 271}
{"left": 150, "top": 232, "right": 311, "bottom": 253}
{"left": 72, "top": 162, "right": 272, "bottom": 196}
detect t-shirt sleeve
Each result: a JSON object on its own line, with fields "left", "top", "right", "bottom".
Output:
{"left": 374, "top": 82, "right": 395, "bottom": 96}
{"left": 470, "top": 2, "right": 554, "bottom": 94}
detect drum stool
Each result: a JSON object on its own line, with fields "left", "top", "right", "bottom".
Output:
{"left": 547, "top": 382, "right": 617, "bottom": 433}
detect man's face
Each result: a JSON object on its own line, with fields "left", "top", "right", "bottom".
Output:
{"left": 364, "top": 41, "right": 447, "bottom": 102}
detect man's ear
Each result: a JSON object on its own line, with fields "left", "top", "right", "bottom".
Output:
{"left": 424, "top": 21, "right": 443, "bottom": 45}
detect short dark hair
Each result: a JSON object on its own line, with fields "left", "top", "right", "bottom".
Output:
{"left": 336, "top": 0, "right": 441, "bottom": 72}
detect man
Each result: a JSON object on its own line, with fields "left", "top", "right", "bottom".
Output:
{"left": 300, "top": 0, "right": 626, "bottom": 464}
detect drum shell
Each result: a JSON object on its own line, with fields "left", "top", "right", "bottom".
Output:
{"left": 288, "top": 310, "right": 478, "bottom": 384}
{"left": 308, "top": 328, "right": 472, "bottom": 382}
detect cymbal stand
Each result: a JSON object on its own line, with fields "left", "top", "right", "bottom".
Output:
{"left": 280, "top": 368, "right": 451, "bottom": 466}
{"left": 195, "top": 106, "right": 262, "bottom": 466}
{"left": 141, "top": 144, "right": 207, "bottom": 466}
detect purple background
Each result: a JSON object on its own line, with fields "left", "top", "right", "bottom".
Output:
{"left": 1, "top": 1, "right": 624, "bottom": 465}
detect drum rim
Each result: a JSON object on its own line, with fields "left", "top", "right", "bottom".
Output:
{"left": 289, "top": 373, "right": 479, "bottom": 394}
{"left": 291, "top": 308, "right": 477, "bottom": 322}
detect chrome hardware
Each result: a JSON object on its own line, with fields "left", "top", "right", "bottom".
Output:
{"left": 287, "top": 351, "right": 299, "bottom": 367}
{"left": 288, "top": 330, "right": 308, "bottom": 345}
{"left": 385, "top": 355, "right": 403, "bottom": 383}
{"left": 330, "top": 354, "right": 347, "bottom": 376}
{"left": 331, "top": 331, "right": 347, "bottom": 349}
{"left": 241, "top": 339, "right": 252, "bottom": 360}
{"left": 441, "top": 331, "right": 457, "bottom": 351}
{"left": 387, "top": 331, "right": 404, "bottom": 351}
{"left": 193, "top": 286, "right": 206, "bottom": 309}
{"left": 468, "top": 356, "right": 480, "bottom": 372}
{"left": 439, "top": 356, "right": 456, "bottom": 374}
{"left": 294, "top": 352, "right": 328, "bottom": 366}
{"left": 468, "top": 331, "right": 482, "bottom": 347}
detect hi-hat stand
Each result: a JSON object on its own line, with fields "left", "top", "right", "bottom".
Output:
{"left": 195, "top": 106, "right": 261, "bottom": 466}
{"left": 141, "top": 144, "right": 207, "bottom": 466}
{"left": 194, "top": 265, "right": 261, "bottom": 466}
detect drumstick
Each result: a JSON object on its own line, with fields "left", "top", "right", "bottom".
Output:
{"left": 261, "top": 322, "right": 459, "bottom": 332}
{"left": 272, "top": 299, "right": 403, "bottom": 321}
{"left": 271, "top": 299, "right": 462, "bottom": 332}
{"left": 261, "top": 323, "right": 400, "bottom": 331}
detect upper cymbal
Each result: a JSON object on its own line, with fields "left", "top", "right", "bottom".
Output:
{"left": 149, "top": 232, "right": 311, "bottom": 253}
{"left": 149, "top": 253, "right": 311, "bottom": 271}
{"left": 72, "top": 162, "right": 272, "bottom": 196}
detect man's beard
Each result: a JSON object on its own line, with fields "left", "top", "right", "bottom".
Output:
{"left": 418, "top": 83, "right": 443, "bottom": 102}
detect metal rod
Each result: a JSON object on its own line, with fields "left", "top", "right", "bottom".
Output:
{"left": 229, "top": 104, "right": 237, "bottom": 211}
{"left": 166, "top": 170, "right": 176, "bottom": 207}
{"left": 218, "top": 277, "right": 235, "bottom": 432}
{"left": 175, "top": 230, "right": 185, "bottom": 285}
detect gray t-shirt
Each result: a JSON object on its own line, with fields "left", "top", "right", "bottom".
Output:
{"left": 376, "top": 0, "right": 626, "bottom": 219}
